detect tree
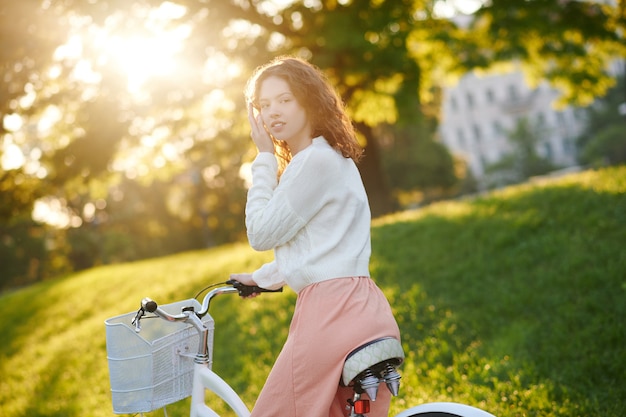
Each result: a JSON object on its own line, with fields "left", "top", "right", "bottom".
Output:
{"left": 380, "top": 122, "right": 457, "bottom": 204}
{"left": 484, "top": 117, "right": 557, "bottom": 187}
{"left": 577, "top": 69, "right": 626, "bottom": 166}
{"left": 0, "top": 1, "right": 69, "bottom": 220}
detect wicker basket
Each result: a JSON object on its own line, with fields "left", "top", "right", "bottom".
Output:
{"left": 105, "top": 299, "right": 214, "bottom": 414}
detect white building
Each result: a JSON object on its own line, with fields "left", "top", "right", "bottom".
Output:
{"left": 438, "top": 68, "right": 585, "bottom": 184}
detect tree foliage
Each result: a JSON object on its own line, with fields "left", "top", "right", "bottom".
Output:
{"left": 415, "top": 0, "right": 626, "bottom": 106}
{"left": 577, "top": 70, "right": 626, "bottom": 166}
{"left": 484, "top": 117, "right": 557, "bottom": 187}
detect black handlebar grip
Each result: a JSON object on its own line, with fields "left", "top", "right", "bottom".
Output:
{"left": 142, "top": 298, "right": 158, "bottom": 313}
{"left": 227, "top": 280, "right": 283, "bottom": 297}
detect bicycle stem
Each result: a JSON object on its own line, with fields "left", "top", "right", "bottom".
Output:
{"left": 186, "top": 313, "right": 211, "bottom": 365}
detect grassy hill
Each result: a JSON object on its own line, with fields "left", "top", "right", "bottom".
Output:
{"left": 1, "top": 166, "right": 624, "bottom": 417}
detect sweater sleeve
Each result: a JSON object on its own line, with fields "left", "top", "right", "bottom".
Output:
{"left": 245, "top": 152, "right": 301, "bottom": 251}
{"left": 246, "top": 149, "right": 337, "bottom": 251}
{"left": 251, "top": 260, "right": 285, "bottom": 290}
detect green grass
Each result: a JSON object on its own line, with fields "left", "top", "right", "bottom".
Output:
{"left": 1, "top": 166, "right": 625, "bottom": 417}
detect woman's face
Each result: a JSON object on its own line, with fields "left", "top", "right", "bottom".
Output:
{"left": 258, "top": 75, "right": 313, "bottom": 154}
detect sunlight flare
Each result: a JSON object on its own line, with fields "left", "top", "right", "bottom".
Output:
{"left": 103, "top": 4, "right": 191, "bottom": 94}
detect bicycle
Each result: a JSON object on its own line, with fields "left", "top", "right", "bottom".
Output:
{"left": 105, "top": 280, "right": 496, "bottom": 417}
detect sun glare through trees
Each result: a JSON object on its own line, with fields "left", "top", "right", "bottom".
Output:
{"left": 2, "top": 1, "right": 251, "bottom": 226}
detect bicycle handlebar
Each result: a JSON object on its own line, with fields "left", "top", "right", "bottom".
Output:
{"left": 132, "top": 280, "right": 283, "bottom": 332}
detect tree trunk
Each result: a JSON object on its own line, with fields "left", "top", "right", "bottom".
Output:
{"left": 355, "top": 122, "right": 396, "bottom": 217}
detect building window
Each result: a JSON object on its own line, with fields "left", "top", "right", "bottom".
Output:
{"left": 450, "top": 95, "right": 458, "bottom": 111}
{"left": 466, "top": 92, "right": 474, "bottom": 109}
{"left": 563, "top": 138, "right": 575, "bottom": 156}
{"left": 473, "top": 124, "right": 481, "bottom": 143}
{"left": 493, "top": 121, "right": 503, "bottom": 136}
{"left": 544, "top": 142, "right": 553, "bottom": 159}
{"left": 480, "top": 154, "right": 488, "bottom": 169}
{"left": 556, "top": 111, "right": 565, "bottom": 127}
{"left": 457, "top": 129, "right": 465, "bottom": 148}
{"left": 486, "top": 88, "right": 495, "bottom": 103}
{"left": 537, "top": 112, "right": 546, "bottom": 126}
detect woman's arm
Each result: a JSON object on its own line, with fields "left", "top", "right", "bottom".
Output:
{"left": 246, "top": 146, "right": 339, "bottom": 251}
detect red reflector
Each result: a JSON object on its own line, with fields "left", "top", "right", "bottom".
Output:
{"left": 354, "top": 399, "right": 370, "bottom": 414}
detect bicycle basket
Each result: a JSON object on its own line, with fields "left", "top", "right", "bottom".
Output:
{"left": 105, "top": 299, "right": 214, "bottom": 414}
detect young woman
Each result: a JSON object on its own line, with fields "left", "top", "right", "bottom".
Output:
{"left": 231, "top": 56, "right": 401, "bottom": 417}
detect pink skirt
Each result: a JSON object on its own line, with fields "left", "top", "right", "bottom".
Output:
{"left": 250, "top": 276, "right": 401, "bottom": 417}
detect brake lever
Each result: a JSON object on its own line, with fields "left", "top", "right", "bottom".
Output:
{"left": 131, "top": 307, "right": 145, "bottom": 333}
{"left": 226, "top": 279, "right": 283, "bottom": 297}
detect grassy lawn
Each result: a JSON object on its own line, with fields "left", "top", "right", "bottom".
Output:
{"left": 1, "top": 166, "right": 624, "bottom": 417}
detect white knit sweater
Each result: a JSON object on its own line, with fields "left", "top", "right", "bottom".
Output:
{"left": 247, "top": 136, "right": 371, "bottom": 293}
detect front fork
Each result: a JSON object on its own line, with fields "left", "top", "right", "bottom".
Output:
{"left": 185, "top": 313, "right": 251, "bottom": 417}
{"left": 190, "top": 363, "right": 251, "bottom": 417}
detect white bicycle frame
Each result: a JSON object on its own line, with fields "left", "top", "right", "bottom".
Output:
{"left": 190, "top": 364, "right": 250, "bottom": 417}
{"left": 118, "top": 284, "right": 496, "bottom": 417}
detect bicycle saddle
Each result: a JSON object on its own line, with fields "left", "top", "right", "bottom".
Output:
{"left": 341, "top": 337, "right": 405, "bottom": 401}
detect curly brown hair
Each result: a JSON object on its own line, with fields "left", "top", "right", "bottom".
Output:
{"left": 245, "top": 56, "right": 362, "bottom": 174}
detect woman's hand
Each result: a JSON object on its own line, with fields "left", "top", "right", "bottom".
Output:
{"left": 229, "top": 273, "right": 261, "bottom": 298}
{"left": 230, "top": 273, "right": 256, "bottom": 286}
{"left": 247, "top": 103, "right": 274, "bottom": 154}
